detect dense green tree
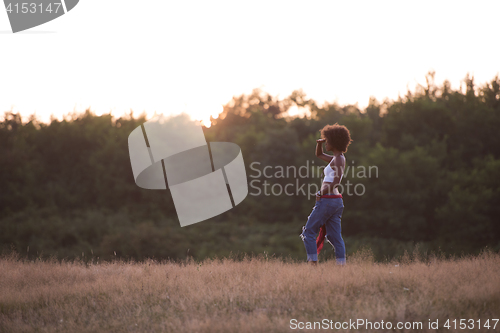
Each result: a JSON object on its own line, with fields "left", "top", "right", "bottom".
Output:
{"left": 1, "top": 72, "right": 500, "bottom": 261}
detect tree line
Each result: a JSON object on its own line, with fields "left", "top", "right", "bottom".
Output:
{"left": 1, "top": 72, "right": 499, "bottom": 261}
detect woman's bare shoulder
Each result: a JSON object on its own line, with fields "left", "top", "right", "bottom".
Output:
{"left": 331, "top": 154, "right": 346, "bottom": 166}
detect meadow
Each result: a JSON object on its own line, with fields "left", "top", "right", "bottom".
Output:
{"left": 1, "top": 250, "right": 499, "bottom": 333}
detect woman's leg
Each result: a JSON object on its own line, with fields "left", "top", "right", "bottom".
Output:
{"left": 325, "top": 199, "right": 346, "bottom": 265}
{"left": 300, "top": 200, "right": 331, "bottom": 262}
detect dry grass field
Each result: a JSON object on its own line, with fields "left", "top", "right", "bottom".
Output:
{"left": 0, "top": 250, "right": 499, "bottom": 333}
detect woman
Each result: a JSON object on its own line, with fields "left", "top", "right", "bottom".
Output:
{"left": 300, "top": 123, "right": 352, "bottom": 265}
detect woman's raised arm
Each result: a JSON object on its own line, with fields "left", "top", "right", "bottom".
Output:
{"left": 315, "top": 138, "right": 333, "bottom": 163}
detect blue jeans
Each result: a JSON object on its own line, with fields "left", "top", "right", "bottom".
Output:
{"left": 300, "top": 198, "right": 345, "bottom": 264}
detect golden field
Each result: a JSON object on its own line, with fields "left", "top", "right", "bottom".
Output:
{"left": 1, "top": 250, "right": 499, "bottom": 333}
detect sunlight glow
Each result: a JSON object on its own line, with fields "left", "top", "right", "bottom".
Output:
{"left": 188, "top": 102, "right": 223, "bottom": 129}
{"left": 1, "top": 1, "right": 499, "bottom": 125}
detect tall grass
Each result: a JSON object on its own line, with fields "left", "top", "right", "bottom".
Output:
{"left": 1, "top": 250, "right": 499, "bottom": 332}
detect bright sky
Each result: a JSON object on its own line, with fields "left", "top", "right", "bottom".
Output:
{"left": 1, "top": 0, "right": 499, "bottom": 127}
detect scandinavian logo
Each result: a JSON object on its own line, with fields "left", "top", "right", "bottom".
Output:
{"left": 3, "top": 0, "right": 79, "bottom": 33}
{"left": 128, "top": 114, "right": 248, "bottom": 227}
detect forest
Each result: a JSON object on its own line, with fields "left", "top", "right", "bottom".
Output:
{"left": 1, "top": 72, "right": 499, "bottom": 262}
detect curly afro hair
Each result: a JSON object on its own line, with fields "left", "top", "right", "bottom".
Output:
{"left": 320, "top": 123, "right": 352, "bottom": 152}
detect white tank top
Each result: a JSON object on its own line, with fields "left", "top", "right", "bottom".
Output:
{"left": 323, "top": 160, "right": 343, "bottom": 183}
